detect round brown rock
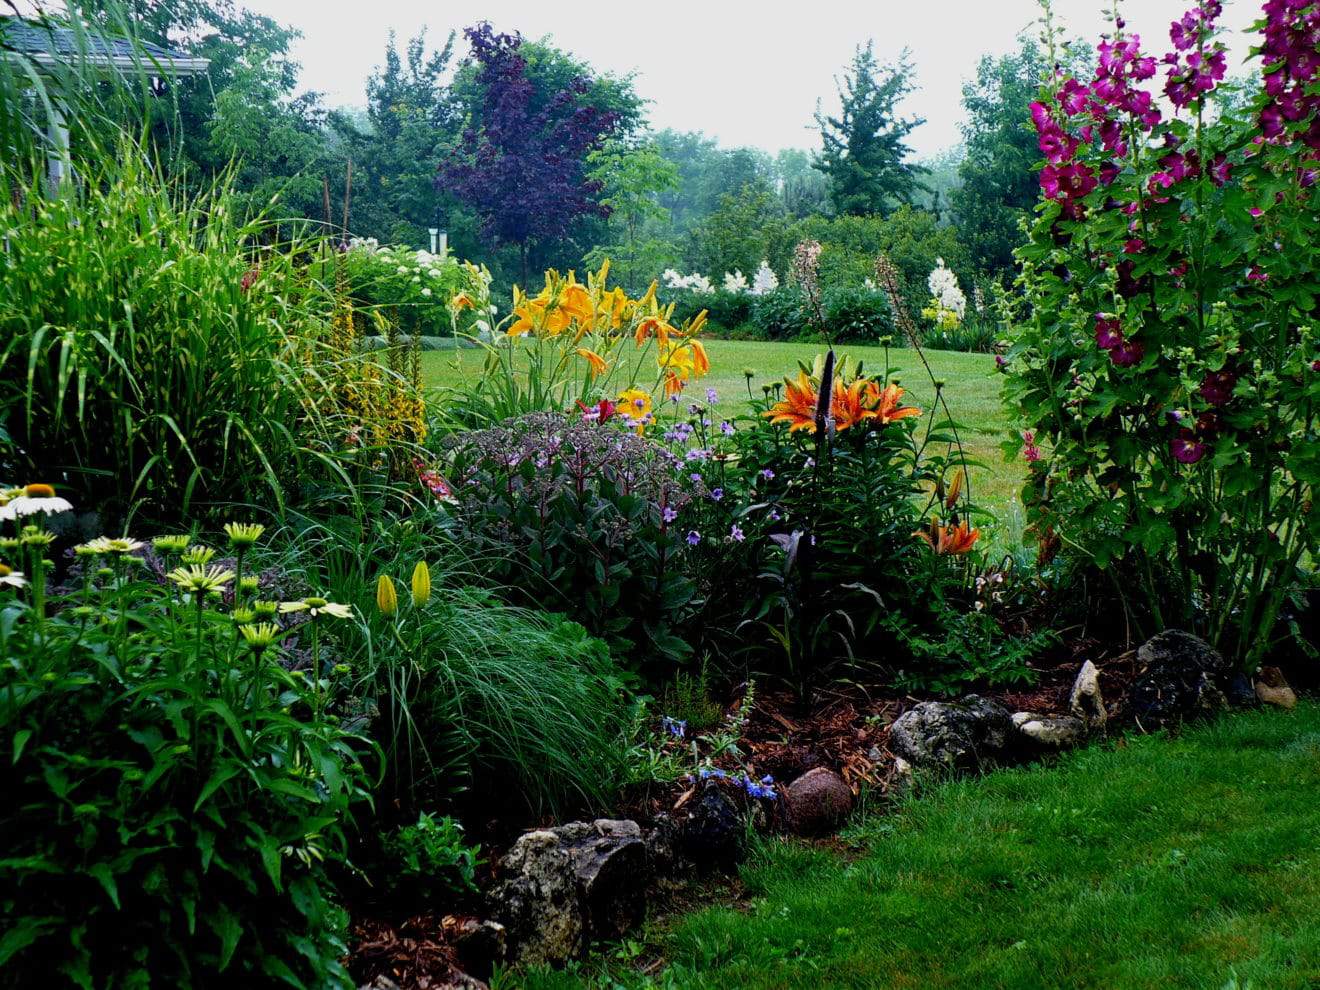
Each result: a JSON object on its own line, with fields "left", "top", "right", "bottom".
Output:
{"left": 784, "top": 767, "right": 854, "bottom": 836}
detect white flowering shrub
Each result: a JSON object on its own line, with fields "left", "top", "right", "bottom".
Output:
{"left": 922, "top": 257, "right": 966, "bottom": 331}
{"left": 662, "top": 269, "right": 716, "bottom": 295}
{"left": 722, "top": 270, "right": 749, "bottom": 294}
{"left": 342, "top": 241, "right": 472, "bottom": 336}
{"left": 750, "top": 260, "right": 779, "bottom": 296}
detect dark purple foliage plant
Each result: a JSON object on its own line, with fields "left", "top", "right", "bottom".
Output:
{"left": 437, "top": 23, "right": 620, "bottom": 281}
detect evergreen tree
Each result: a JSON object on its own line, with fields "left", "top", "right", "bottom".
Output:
{"left": 814, "top": 44, "right": 927, "bottom": 217}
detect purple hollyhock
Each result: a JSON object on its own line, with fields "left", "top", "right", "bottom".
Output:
{"left": 1111, "top": 338, "right": 1146, "bottom": 367}
{"left": 1094, "top": 315, "right": 1124, "bottom": 350}
{"left": 1170, "top": 429, "right": 1208, "bottom": 464}
{"left": 1198, "top": 368, "right": 1238, "bottom": 406}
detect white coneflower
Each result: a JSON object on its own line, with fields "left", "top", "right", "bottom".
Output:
{"left": 279, "top": 596, "right": 352, "bottom": 619}
{"left": 167, "top": 564, "right": 235, "bottom": 597}
{"left": 5, "top": 484, "right": 73, "bottom": 519}
{"left": 0, "top": 563, "right": 28, "bottom": 588}
{"left": 102, "top": 538, "right": 144, "bottom": 555}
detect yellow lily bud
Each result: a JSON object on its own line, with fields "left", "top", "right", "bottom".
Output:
{"left": 376, "top": 574, "right": 398, "bottom": 615}
{"left": 411, "top": 560, "right": 432, "bottom": 607}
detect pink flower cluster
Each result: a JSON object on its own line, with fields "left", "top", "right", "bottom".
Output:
{"left": 1094, "top": 314, "right": 1145, "bottom": 367}
{"left": 1021, "top": 429, "right": 1043, "bottom": 463}
{"left": 1259, "top": 0, "right": 1320, "bottom": 147}
{"left": 1162, "top": 2, "right": 1228, "bottom": 108}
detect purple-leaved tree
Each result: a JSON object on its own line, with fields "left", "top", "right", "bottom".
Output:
{"left": 437, "top": 23, "right": 620, "bottom": 283}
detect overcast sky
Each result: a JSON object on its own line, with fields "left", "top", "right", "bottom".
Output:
{"left": 21, "top": 0, "right": 1261, "bottom": 156}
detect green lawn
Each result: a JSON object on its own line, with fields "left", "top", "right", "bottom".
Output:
{"left": 421, "top": 340, "right": 1024, "bottom": 525}
{"left": 514, "top": 704, "right": 1320, "bottom": 990}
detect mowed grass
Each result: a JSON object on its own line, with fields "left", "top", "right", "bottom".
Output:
{"left": 421, "top": 340, "right": 1024, "bottom": 523}
{"left": 516, "top": 704, "right": 1320, "bottom": 990}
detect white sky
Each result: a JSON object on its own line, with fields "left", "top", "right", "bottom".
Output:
{"left": 236, "top": 0, "right": 1262, "bottom": 157}
{"left": 22, "top": 0, "right": 1265, "bottom": 156}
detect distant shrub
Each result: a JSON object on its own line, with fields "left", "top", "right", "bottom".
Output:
{"left": 823, "top": 285, "right": 894, "bottom": 343}
{"left": 750, "top": 286, "right": 810, "bottom": 340}
{"left": 667, "top": 288, "right": 753, "bottom": 334}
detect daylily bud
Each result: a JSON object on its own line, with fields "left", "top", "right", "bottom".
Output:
{"left": 376, "top": 574, "right": 398, "bottom": 616}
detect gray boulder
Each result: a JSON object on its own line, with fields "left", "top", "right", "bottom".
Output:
{"left": 487, "top": 819, "right": 647, "bottom": 967}
{"left": 888, "top": 695, "right": 1014, "bottom": 773}
{"left": 677, "top": 781, "right": 744, "bottom": 868}
{"left": 1129, "top": 630, "right": 1231, "bottom": 729}
{"left": 783, "top": 768, "right": 853, "bottom": 836}
{"left": 1011, "top": 711, "right": 1086, "bottom": 751}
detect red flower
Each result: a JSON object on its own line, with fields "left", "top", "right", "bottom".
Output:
{"left": 1110, "top": 338, "right": 1145, "bottom": 367}
{"left": 1198, "top": 368, "right": 1237, "bottom": 406}
{"left": 1094, "top": 315, "right": 1124, "bottom": 350}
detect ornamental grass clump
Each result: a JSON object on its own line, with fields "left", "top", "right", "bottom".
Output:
{"left": 0, "top": 492, "right": 372, "bottom": 989}
{"left": 1005, "top": 0, "right": 1320, "bottom": 667}
{"left": 0, "top": 144, "right": 343, "bottom": 521}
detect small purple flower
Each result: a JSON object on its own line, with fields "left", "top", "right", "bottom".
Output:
{"left": 720, "top": 421, "right": 735, "bottom": 436}
{"left": 663, "top": 506, "right": 679, "bottom": 523}
{"left": 706, "top": 387, "right": 719, "bottom": 404}
{"left": 710, "top": 487, "right": 724, "bottom": 501}
{"left": 661, "top": 715, "right": 687, "bottom": 739}
{"left": 769, "top": 509, "right": 781, "bottom": 522}
{"left": 729, "top": 524, "right": 745, "bottom": 542}
{"left": 760, "top": 469, "right": 775, "bottom": 481}
{"left": 686, "top": 530, "right": 701, "bottom": 546}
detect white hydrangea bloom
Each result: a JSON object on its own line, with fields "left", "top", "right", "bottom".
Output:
{"left": 723, "top": 270, "right": 749, "bottom": 294}
{"left": 750, "top": 260, "right": 780, "bottom": 296}
{"left": 927, "top": 259, "right": 967, "bottom": 320}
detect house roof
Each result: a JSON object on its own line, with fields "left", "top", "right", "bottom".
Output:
{"left": 0, "top": 16, "right": 209, "bottom": 75}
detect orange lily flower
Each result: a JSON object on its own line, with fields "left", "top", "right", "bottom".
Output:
{"left": 764, "top": 371, "right": 819, "bottom": 432}
{"left": 561, "top": 280, "right": 594, "bottom": 326}
{"left": 576, "top": 348, "right": 608, "bottom": 378}
{"left": 451, "top": 292, "right": 475, "bottom": 312}
{"left": 689, "top": 338, "right": 710, "bottom": 376}
{"left": 914, "top": 518, "right": 980, "bottom": 555}
{"left": 634, "top": 315, "right": 674, "bottom": 347}
{"left": 866, "top": 382, "right": 922, "bottom": 424}
{"left": 831, "top": 378, "right": 874, "bottom": 431}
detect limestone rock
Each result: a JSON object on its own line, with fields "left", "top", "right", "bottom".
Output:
{"left": 783, "top": 768, "right": 853, "bottom": 836}
{"left": 1255, "top": 666, "right": 1297, "bottom": 710}
{"left": 1129, "top": 630, "right": 1231, "bottom": 729}
{"left": 1069, "top": 660, "right": 1108, "bottom": 729}
{"left": 487, "top": 819, "right": 647, "bottom": 967}
{"left": 1011, "top": 711, "right": 1086, "bottom": 750}
{"left": 888, "top": 695, "right": 1013, "bottom": 774}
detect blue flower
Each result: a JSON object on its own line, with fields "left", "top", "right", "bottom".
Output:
{"left": 663, "top": 506, "right": 679, "bottom": 523}
{"left": 760, "top": 469, "right": 775, "bottom": 481}
{"left": 661, "top": 715, "right": 687, "bottom": 739}
{"left": 706, "top": 387, "right": 719, "bottom": 404}
{"left": 710, "top": 487, "right": 724, "bottom": 501}
{"left": 729, "top": 524, "right": 745, "bottom": 542}
{"left": 686, "top": 530, "right": 702, "bottom": 546}
{"left": 720, "top": 421, "right": 735, "bottom": 436}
